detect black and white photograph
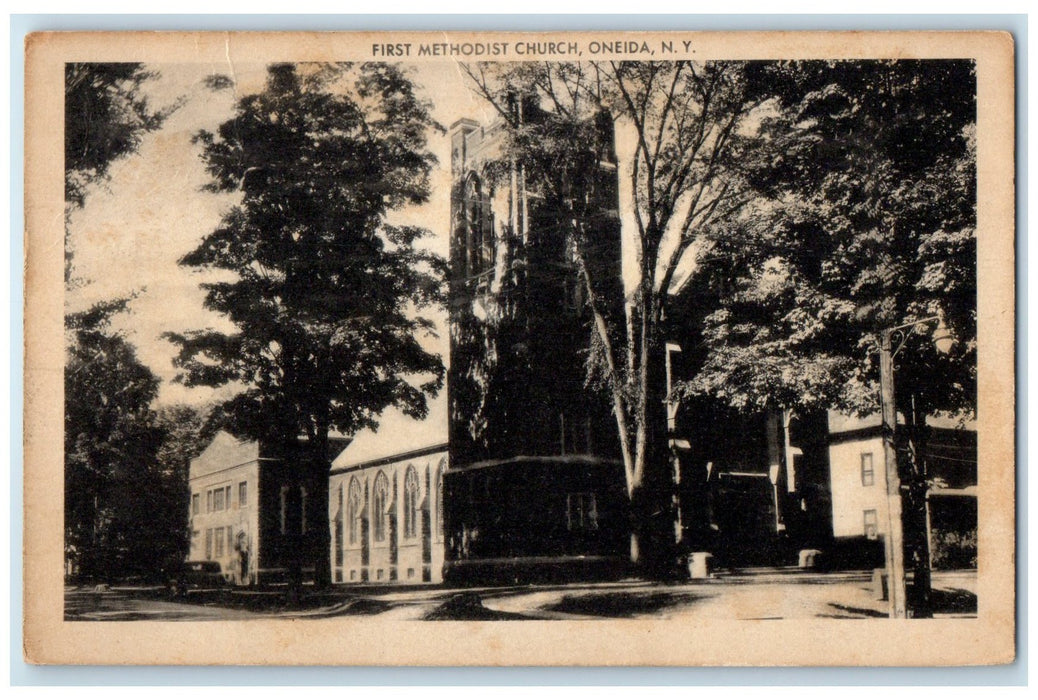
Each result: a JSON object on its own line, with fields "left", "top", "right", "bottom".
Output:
{"left": 24, "top": 30, "right": 1015, "bottom": 665}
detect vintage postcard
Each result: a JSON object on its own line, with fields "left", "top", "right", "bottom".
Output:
{"left": 24, "top": 30, "right": 1015, "bottom": 665}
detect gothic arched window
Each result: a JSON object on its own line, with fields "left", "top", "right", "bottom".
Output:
{"left": 403, "top": 466, "right": 420, "bottom": 539}
{"left": 334, "top": 484, "right": 344, "bottom": 566}
{"left": 372, "top": 471, "right": 389, "bottom": 543}
{"left": 462, "top": 173, "right": 492, "bottom": 278}
{"left": 434, "top": 459, "right": 446, "bottom": 539}
{"left": 347, "top": 477, "right": 362, "bottom": 546}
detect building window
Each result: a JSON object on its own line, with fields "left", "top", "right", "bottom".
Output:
{"left": 228, "top": 527, "right": 234, "bottom": 555}
{"left": 334, "top": 485, "right": 344, "bottom": 567}
{"left": 373, "top": 471, "right": 389, "bottom": 543}
{"left": 210, "top": 486, "right": 230, "bottom": 512}
{"left": 864, "top": 509, "right": 879, "bottom": 540}
{"left": 191, "top": 493, "right": 199, "bottom": 515}
{"left": 435, "top": 462, "right": 445, "bottom": 540}
{"left": 567, "top": 493, "right": 598, "bottom": 531}
{"left": 403, "top": 466, "right": 420, "bottom": 539}
{"left": 461, "top": 172, "right": 492, "bottom": 278}
{"left": 465, "top": 174, "right": 482, "bottom": 275}
{"left": 861, "top": 453, "right": 875, "bottom": 486}
{"left": 205, "top": 529, "right": 213, "bottom": 559}
{"left": 239, "top": 481, "right": 247, "bottom": 507}
{"left": 348, "top": 477, "right": 362, "bottom": 545}
{"left": 214, "top": 527, "right": 224, "bottom": 557}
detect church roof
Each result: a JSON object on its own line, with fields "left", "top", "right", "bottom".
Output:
{"left": 189, "top": 431, "right": 260, "bottom": 480}
{"left": 331, "top": 393, "right": 448, "bottom": 470}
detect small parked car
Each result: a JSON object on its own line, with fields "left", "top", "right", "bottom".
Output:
{"left": 167, "top": 561, "right": 228, "bottom": 596}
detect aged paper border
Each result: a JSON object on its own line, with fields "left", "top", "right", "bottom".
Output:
{"left": 24, "top": 30, "right": 1016, "bottom": 666}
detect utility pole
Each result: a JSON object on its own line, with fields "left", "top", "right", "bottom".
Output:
{"left": 878, "top": 315, "right": 949, "bottom": 618}
{"left": 879, "top": 328, "right": 908, "bottom": 619}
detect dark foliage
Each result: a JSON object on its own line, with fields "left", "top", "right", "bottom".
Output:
{"left": 166, "top": 63, "right": 446, "bottom": 587}
{"left": 684, "top": 60, "right": 977, "bottom": 420}
{"left": 64, "top": 64, "right": 186, "bottom": 583}
{"left": 65, "top": 62, "right": 169, "bottom": 208}
{"left": 65, "top": 301, "right": 165, "bottom": 582}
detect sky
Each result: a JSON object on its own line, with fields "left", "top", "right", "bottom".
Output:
{"left": 66, "top": 61, "right": 492, "bottom": 408}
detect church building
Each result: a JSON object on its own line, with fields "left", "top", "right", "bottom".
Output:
{"left": 442, "top": 112, "right": 631, "bottom": 583}
{"left": 327, "top": 405, "right": 449, "bottom": 585}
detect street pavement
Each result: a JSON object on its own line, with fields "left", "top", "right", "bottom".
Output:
{"left": 65, "top": 585, "right": 264, "bottom": 621}
{"left": 64, "top": 568, "right": 977, "bottom": 621}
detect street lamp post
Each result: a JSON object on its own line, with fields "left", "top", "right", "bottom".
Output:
{"left": 878, "top": 315, "right": 949, "bottom": 619}
{"left": 879, "top": 327, "right": 908, "bottom": 618}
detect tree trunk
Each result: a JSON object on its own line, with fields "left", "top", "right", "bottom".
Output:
{"left": 628, "top": 327, "right": 682, "bottom": 580}
{"left": 629, "top": 480, "right": 680, "bottom": 579}
{"left": 310, "top": 457, "right": 333, "bottom": 589}
{"left": 281, "top": 438, "right": 304, "bottom": 605}
{"left": 304, "top": 416, "right": 334, "bottom": 590}
{"left": 903, "top": 397, "right": 933, "bottom": 618}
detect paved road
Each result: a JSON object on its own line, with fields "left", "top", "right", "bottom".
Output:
{"left": 476, "top": 572, "right": 887, "bottom": 620}
{"left": 65, "top": 586, "right": 264, "bottom": 621}
{"left": 64, "top": 569, "right": 976, "bottom": 621}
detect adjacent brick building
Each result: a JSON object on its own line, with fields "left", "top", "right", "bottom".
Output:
{"left": 187, "top": 431, "right": 348, "bottom": 584}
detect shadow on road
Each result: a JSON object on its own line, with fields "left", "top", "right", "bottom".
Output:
{"left": 931, "top": 587, "right": 978, "bottom": 615}
{"left": 545, "top": 591, "right": 703, "bottom": 618}
{"left": 423, "top": 593, "right": 533, "bottom": 620}
{"left": 823, "top": 603, "right": 888, "bottom": 618}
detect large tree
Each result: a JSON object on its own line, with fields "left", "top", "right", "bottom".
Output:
{"left": 685, "top": 60, "right": 976, "bottom": 418}
{"left": 464, "top": 61, "right": 769, "bottom": 576}
{"left": 167, "top": 63, "right": 446, "bottom": 589}
{"left": 65, "top": 300, "right": 164, "bottom": 581}
{"left": 65, "top": 316, "right": 210, "bottom": 582}
{"left": 680, "top": 60, "right": 977, "bottom": 614}
{"left": 64, "top": 63, "right": 174, "bottom": 581}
